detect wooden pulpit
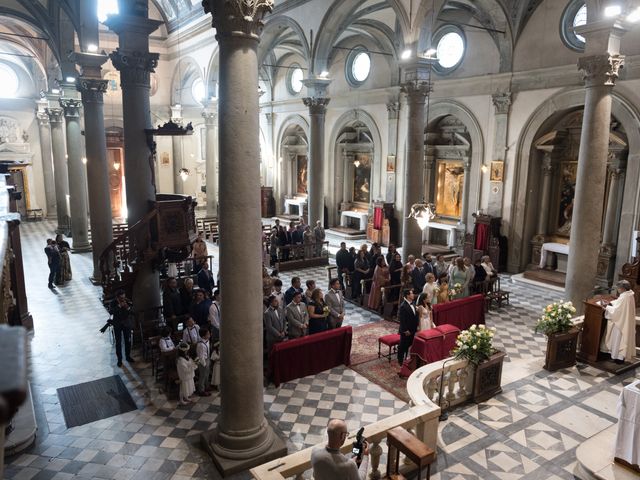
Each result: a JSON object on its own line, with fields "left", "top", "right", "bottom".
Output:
{"left": 578, "top": 296, "right": 614, "bottom": 363}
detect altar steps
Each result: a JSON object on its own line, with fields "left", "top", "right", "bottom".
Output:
{"left": 325, "top": 227, "right": 367, "bottom": 242}
{"left": 522, "top": 268, "right": 566, "bottom": 288}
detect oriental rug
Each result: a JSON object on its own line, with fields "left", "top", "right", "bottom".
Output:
{"left": 350, "top": 357, "right": 410, "bottom": 403}
{"left": 350, "top": 320, "right": 399, "bottom": 366}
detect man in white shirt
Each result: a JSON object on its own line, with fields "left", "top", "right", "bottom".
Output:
{"left": 208, "top": 289, "right": 221, "bottom": 342}
{"left": 285, "top": 291, "right": 309, "bottom": 338}
{"left": 182, "top": 317, "right": 200, "bottom": 345}
{"left": 196, "top": 327, "right": 212, "bottom": 396}
{"left": 601, "top": 280, "right": 637, "bottom": 363}
{"left": 311, "top": 419, "right": 369, "bottom": 480}
{"left": 159, "top": 327, "right": 175, "bottom": 353}
{"left": 325, "top": 278, "right": 345, "bottom": 329}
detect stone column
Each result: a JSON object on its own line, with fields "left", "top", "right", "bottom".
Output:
{"left": 75, "top": 52, "right": 114, "bottom": 282}
{"left": 201, "top": 0, "right": 286, "bottom": 474}
{"left": 487, "top": 92, "right": 511, "bottom": 217}
{"left": 36, "top": 100, "right": 57, "bottom": 219}
{"left": 59, "top": 96, "right": 91, "bottom": 252}
{"left": 105, "top": 3, "right": 162, "bottom": 312}
{"left": 202, "top": 101, "right": 218, "bottom": 217}
{"left": 302, "top": 79, "right": 330, "bottom": 227}
{"left": 536, "top": 154, "right": 554, "bottom": 236}
{"left": 171, "top": 105, "right": 184, "bottom": 194}
{"left": 565, "top": 22, "right": 625, "bottom": 311}
{"left": 459, "top": 159, "right": 471, "bottom": 226}
{"left": 46, "top": 107, "right": 71, "bottom": 234}
{"left": 385, "top": 101, "right": 400, "bottom": 202}
{"left": 401, "top": 67, "right": 431, "bottom": 260}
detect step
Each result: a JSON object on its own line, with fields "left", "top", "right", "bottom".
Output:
{"left": 4, "top": 382, "right": 37, "bottom": 456}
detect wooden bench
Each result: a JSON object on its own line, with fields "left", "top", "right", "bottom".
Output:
{"left": 378, "top": 333, "right": 401, "bottom": 363}
{"left": 386, "top": 426, "right": 435, "bottom": 480}
{"left": 196, "top": 217, "right": 218, "bottom": 239}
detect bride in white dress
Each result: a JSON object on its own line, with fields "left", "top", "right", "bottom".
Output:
{"left": 416, "top": 293, "right": 434, "bottom": 331}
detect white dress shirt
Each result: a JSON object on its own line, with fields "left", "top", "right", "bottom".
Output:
{"left": 183, "top": 325, "right": 200, "bottom": 344}
{"left": 208, "top": 301, "right": 221, "bottom": 329}
{"left": 196, "top": 339, "right": 210, "bottom": 366}
{"left": 159, "top": 336, "right": 175, "bottom": 352}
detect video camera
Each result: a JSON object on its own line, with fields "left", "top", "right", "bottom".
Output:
{"left": 352, "top": 427, "right": 365, "bottom": 463}
{"left": 99, "top": 319, "right": 113, "bottom": 334}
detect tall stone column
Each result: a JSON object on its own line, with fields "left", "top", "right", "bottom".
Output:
{"left": 302, "top": 79, "right": 330, "bottom": 227}
{"left": 46, "top": 107, "right": 71, "bottom": 234}
{"left": 105, "top": 3, "right": 162, "bottom": 312}
{"left": 201, "top": 0, "right": 286, "bottom": 474}
{"left": 75, "top": 52, "right": 114, "bottom": 282}
{"left": 59, "top": 96, "right": 91, "bottom": 251}
{"left": 400, "top": 69, "right": 431, "bottom": 260}
{"left": 487, "top": 92, "right": 511, "bottom": 217}
{"left": 536, "top": 155, "right": 554, "bottom": 237}
{"left": 202, "top": 102, "right": 218, "bottom": 217}
{"left": 565, "top": 22, "right": 625, "bottom": 311}
{"left": 36, "top": 101, "right": 57, "bottom": 219}
{"left": 171, "top": 105, "right": 184, "bottom": 194}
{"left": 385, "top": 101, "right": 400, "bottom": 203}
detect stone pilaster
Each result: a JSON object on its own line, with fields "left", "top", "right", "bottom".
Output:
{"left": 302, "top": 95, "right": 330, "bottom": 227}
{"left": 202, "top": 103, "right": 218, "bottom": 217}
{"left": 75, "top": 51, "right": 114, "bottom": 282}
{"left": 36, "top": 101, "right": 57, "bottom": 219}
{"left": 201, "top": 0, "right": 286, "bottom": 474}
{"left": 171, "top": 104, "right": 184, "bottom": 194}
{"left": 596, "top": 161, "right": 626, "bottom": 286}
{"left": 45, "top": 107, "right": 71, "bottom": 234}
{"left": 385, "top": 101, "right": 400, "bottom": 202}
{"left": 487, "top": 91, "right": 511, "bottom": 217}
{"left": 59, "top": 97, "right": 91, "bottom": 252}
{"left": 530, "top": 154, "right": 555, "bottom": 266}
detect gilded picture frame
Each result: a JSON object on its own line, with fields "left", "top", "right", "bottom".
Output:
{"left": 490, "top": 161, "right": 504, "bottom": 182}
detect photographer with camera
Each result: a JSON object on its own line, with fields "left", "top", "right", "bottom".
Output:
{"left": 108, "top": 289, "right": 135, "bottom": 367}
{"left": 311, "top": 419, "right": 369, "bottom": 480}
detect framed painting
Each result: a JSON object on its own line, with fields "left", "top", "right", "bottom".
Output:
{"left": 352, "top": 153, "right": 371, "bottom": 204}
{"left": 296, "top": 155, "right": 308, "bottom": 194}
{"left": 490, "top": 161, "right": 504, "bottom": 182}
{"left": 386, "top": 155, "right": 396, "bottom": 173}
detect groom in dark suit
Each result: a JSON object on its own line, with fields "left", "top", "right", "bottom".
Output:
{"left": 397, "top": 289, "right": 418, "bottom": 365}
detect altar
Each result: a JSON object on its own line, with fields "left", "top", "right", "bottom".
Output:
{"left": 539, "top": 242, "right": 570, "bottom": 272}
{"left": 614, "top": 379, "right": 640, "bottom": 472}
{"left": 284, "top": 197, "right": 306, "bottom": 216}
{"left": 424, "top": 222, "right": 458, "bottom": 249}
{"left": 340, "top": 210, "right": 368, "bottom": 232}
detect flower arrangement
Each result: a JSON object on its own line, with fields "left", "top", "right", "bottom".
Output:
{"left": 449, "top": 283, "right": 462, "bottom": 299}
{"left": 452, "top": 324, "right": 497, "bottom": 365}
{"left": 534, "top": 301, "right": 576, "bottom": 336}
{"left": 322, "top": 306, "right": 330, "bottom": 317}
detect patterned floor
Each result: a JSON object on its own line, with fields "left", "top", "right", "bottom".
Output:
{"left": 4, "top": 219, "right": 637, "bottom": 480}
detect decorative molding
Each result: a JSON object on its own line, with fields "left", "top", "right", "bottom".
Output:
{"left": 303, "top": 97, "right": 330, "bottom": 115}
{"left": 578, "top": 54, "right": 625, "bottom": 87}
{"left": 36, "top": 112, "right": 50, "bottom": 127}
{"left": 59, "top": 99, "right": 82, "bottom": 118}
{"left": 109, "top": 48, "right": 159, "bottom": 89}
{"left": 45, "top": 108, "right": 64, "bottom": 124}
{"left": 386, "top": 102, "right": 400, "bottom": 119}
{"left": 202, "top": 0, "right": 274, "bottom": 40}
{"left": 401, "top": 81, "right": 432, "bottom": 104}
{"left": 77, "top": 78, "right": 108, "bottom": 105}
{"left": 492, "top": 91, "right": 512, "bottom": 114}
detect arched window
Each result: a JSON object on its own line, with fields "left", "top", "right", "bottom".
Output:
{"left": 191, "top": 78, "right": 205, "bottom": 103}
{"left": 0, "top": 64, "right": 19, "bottom": 98}
{"left": 97, "top": 0, "right": 119, "bottom": 22}
{"left": 346, "top": 48, "right": 371, "bottom": 87}
{"left": 561, "top": 1, "right": 587, "bottom": 51}
{"left": 435, "top": 29, "right": 465, "bottom": 72}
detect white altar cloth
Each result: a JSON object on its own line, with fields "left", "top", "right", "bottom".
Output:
{"left": 424, "top": 222, "right": 458, "bottom": 249}
{"left": 340, "top": 210, "right": 368, "bottom": 231}
{"left": 284, "top": 197, "right": 306, "bottom": 215}
{"left": 615, "top": 379, "right": 640, "bottom": 466}
{"left": 539, "top": 242, "right": 570, "bottom": 269}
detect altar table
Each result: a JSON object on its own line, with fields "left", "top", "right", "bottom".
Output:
{"left": 424, "top": 222, "right": 458, "bottom": 249}
{"left": 539, "top": 242, "right": 570, "bottom": 270}
{"left": 269, "top": 326, "right": 352, "bottom": 386}
{"left": 340, "top": 210, "right": 368, "bottom": 231}
{"left": 432, "top": 294, "right": 486, "bottom": 331}
{"left": 284, "top": 197, "right": 307, "bottom": 215}
{"left": 615, "top": 379, "right": 640, "bottom": 469}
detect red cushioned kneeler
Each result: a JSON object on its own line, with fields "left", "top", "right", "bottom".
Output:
{"left": 436, "top": 324, "right": 460, "bottom": 359}
{"left": 413, "top": 328, "right": 443, "bottom": 364}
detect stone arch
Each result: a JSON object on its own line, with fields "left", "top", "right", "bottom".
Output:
{"left": 508, "top": 87, "right": 640, "bottom": 275}
{"left": 170, "top": 56, "right": 204, "bottom": 105}
{"left": 327, "top": 109, "right": 383, "bottom": 226}
{"left": 205, "top": 48, "right": 219, "bottom": 99}
{"left": 259, "top": 16, "right": 311, "bottom": 68}
{"left": 275, "top": 115, "right": 310, "bottom": 212}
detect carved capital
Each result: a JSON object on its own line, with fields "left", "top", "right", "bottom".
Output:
{"left": 77, "top": 78, "right": 108, "bottom": 104}
{"left": 45, "top": 107, "right": 64, "bottom": 124}
{"left": 401, "top": 81, "right": 432, "bottom": 103}
{"left": 264, "top": 112, "right": 274, "bottom": 125}
{"left": 492, "top": 91, "right": 511, "bottom": 114}
{"left": 36, "top": 111, "right": 50, "bottom": 126}
{"left": 110, "top": 48, "right": 159, "bottom": 88}
{"left": 202, "top": 110, "right": 217, "bottom": 126}
{"left": 59, "top": 99, "right": 82, "bottom": 118}
{"left": 386, "top": 101, "right": 400, "bottom": 119}
{"left": 303, "top": 97, "right": 330, "bottom": 115}
{"left": 578, "top": 54, "right": 625, "bottom": 87}
{"left": 202, "top": 0, "right": 274, "bottom": 41}
{"left": 608, "top": 165, "right": 624, "bottom": 180}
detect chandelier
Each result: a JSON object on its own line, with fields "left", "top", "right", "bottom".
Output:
{"left": 408, "top": 202, "right": 436, "bottom": 230}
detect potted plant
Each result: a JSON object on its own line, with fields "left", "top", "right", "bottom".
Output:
{"left": 452, "top": 324, "right": 506, "bottom": 402}
{"left": 535, "top": 301, "right": 579, "bottom": 371}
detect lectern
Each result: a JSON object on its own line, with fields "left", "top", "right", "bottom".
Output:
{"left": 578, "top": 297, "right": 613, "bottom": 363}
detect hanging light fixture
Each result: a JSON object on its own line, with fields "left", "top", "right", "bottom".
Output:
{"left": 113, "top": 160, "right": 121, "bottom": 171}
{"left": 354, "top": 159, "right": 361, "bottom": 168}
{"left": 179, "top": 167, "right": 191, "bottom": 182}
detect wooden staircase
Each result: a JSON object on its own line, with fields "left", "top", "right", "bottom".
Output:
{"left": 99, "top": 194, "right": 198, "bottom": 304}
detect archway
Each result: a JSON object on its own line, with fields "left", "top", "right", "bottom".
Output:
{"left": 277, "top": 118, "right": 309, "bottom": 216}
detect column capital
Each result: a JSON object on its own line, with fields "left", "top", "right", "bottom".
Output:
{"left": 77, "top": 78, "right": 108, "bottom": 104}
{"left": 302, "top": 77, "right": 331, "bottom": 97}
{"left": 45, "top": 107, "right": 64, "bottom": 124}
{"left": 607, "top": 164, "right": 624, "bottom": 179}
{"left": 303, "top": 97, "right": 330, "bottom": 115}
{"left": 386, "top": 101, "right": 401, "bottom": 119}
{"left": 202, "top": 0, "right": 273, "bottom": 41}
{"left": 36, "top": 110, "right": 50, "bottom": 126}
{"left": 492, "top": 91, "right": 512, "bottom": 114}
{"left": 202, "top": 109, "right": 217, "bottom": 126}
{"left": 541, "top": 154, "right": 554, "bottom": 176}
{"left": 578, "top": 54, "right": 625, "bottom": 87}
{"left": 70, "top": 51, "right": 109, "bottom": 79}
{"left": 59, "top": 99, "right": 82, "bottom": 118}
{"left": 109, "top": 48, "right": 159, "bottom": 88}
{"left": 401, "top": 81, "right": 432, "bottom": 103}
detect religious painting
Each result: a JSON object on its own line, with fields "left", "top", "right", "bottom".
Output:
{"left": 435, "top": 160, "right": 464, "bottom": 219}
{"left": 296, "top": 155, "right": 308, "bottom": 194}
{"left": 104, "top": 71, "right": 120, "bottom": 97}
{"left": 161, "top": 152, "right": 170, "bottom": 166}
{"left": 490, "top": 161, "right": 504, "bottom": 182}
{"left": 352, "top": 153, "right": 371, "bottom": 204}
{"left": 386, "top": 155, "right": 396, "bottom": 172}
{"left": 555, "top": 161, "right": 577, "bottom": 237}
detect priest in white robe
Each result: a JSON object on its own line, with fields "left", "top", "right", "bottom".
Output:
{"left": 601, "top": 280, "right": 636, "bottom": 363}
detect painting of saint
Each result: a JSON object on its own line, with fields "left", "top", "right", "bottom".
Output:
{"left": 352, "top": 154, "right": 371, "bottom": 204}
{"left": 556, "top": 162, "right": 577, "bottom": 236}
{"left": 435, "top": 161, "right": 464, "bottom": 219}
{"left": 296, "top": 155, "right": 308, "bottom": 194}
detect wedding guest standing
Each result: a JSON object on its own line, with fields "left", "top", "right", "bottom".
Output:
{"left": 368, "top": 256, "right": 390, "bottom": 311}
{"left": 307, "top": 288, "right": 329, "bottom": 334}
{"left": 55, "top": 234, "right": 72, "bottom": 284}
{"left": 176, "top": 342, "right": 196, "bottom": 405}
{"left": 285, "top": 291, "right": 309, "bottom": 338}
{"left": 325, "top": 278, "right": 345, "bottom": 329}
{"left": 44, "top": 239, "right": 60, "bottom": 290}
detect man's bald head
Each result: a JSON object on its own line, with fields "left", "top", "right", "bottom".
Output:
{"left": 326, "top": 419, "right": 348, "bottom": 448}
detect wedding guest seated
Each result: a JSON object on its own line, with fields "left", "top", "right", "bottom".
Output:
{"left": 472, "top": 258, "right": 488, "bottom": 293}
{"left": 481, "top": 255, "right": 498, "bottom": 278}
{"left": 159, "top": 326, "right": 176, "bottom": 353}
{"left": 286, "top": 291, "right": 309, "bottom": 338}
{"left": 182, "top": 317, "right": 201, "bottom": 345}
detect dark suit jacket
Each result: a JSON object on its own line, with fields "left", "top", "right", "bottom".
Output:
{"left": 423, "top": 261, "right": 437, "bottom": 279}
{"left": 336, "top": 249, "right": 352, "bottom": 273}
{"left": 411, "top": 267, "right": 426, "bottom": 292}
{"left": 284, "top": 286, "right": 305, "bottom": 306}
{"left": 292, "top": 230, "right": 303, "bottom": 245}
{"left": 398, "top": 300, "right": 419, "bottom": 336}
{"left": 197, "top": 269, "right": 215, "bottom": 292}
{"left": 163, "top": 288, "right": 184, "bottom": 318}
{"left": 191, "top": 299, "right": 212, "bottom": 327}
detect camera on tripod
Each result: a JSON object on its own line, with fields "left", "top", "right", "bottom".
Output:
{"left": 351, "top": 427, "right": 366, "bottom": 463}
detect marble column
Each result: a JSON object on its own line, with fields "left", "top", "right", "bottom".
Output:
{"left": 59, "top": 96, "right": 91, "bottom": 252}
{"left": 105, "top": 3, "right": 162, "bottom": 312}
{"left": 536, "top": 154, "right": 554, "bottom": 237}
{"left": 36, "top": 101, "right": 57, "bottom": 219}
{"left": 202, "top": 101, "right": 218, "bottom": 217}
{"left": 565, "top": 34, "right": 625, "bottom": 311}
{"left": 401, "top": 71, "right": 431, "bottom": 261}
{"left": 171, "top": 105, "right": 184, "bottom": 194}
{"left": 385, "top": 101, "right": 400, "bottom": 203}
{"left": 201, "top": 0, "right": 286, "bottom": 474}
{"left": 302, "top": 79, "right": 330, "bottom": 227}
{"left": 46, "top": 107, "right": 71, "bottom": 234}
{"left": 75, "top": 52, "right": 114, "bottom": 282}
{"left": 487, "top": 92, "right": 511, "bottom": 217}
{"left": 460, "top": 159, "right": 471, "bottom": 226}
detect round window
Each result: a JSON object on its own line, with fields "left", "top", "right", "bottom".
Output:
{"left": 288, "top": 66, "right": 304, "bottom": 94}
{"left": 346, "top": 48, "right": 371, "bottom": 87}
{"left": 0, "top": 64, "right": 19, "bottom": 98}
{"left": 561, "top": 0, "right": 587, "bottom": 51}
{"left": 191, "top": 78, "right": 205, "bottom": 103}
{"left": 436, "top": 31, "right": 465, "bottom": 70}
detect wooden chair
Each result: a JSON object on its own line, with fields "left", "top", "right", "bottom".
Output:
{"left": 385, "top": 426, "right": 435, "bottom": 480}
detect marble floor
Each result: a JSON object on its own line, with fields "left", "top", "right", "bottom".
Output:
{"left": 4, "top": 220, "right": 638, "bottom": 480}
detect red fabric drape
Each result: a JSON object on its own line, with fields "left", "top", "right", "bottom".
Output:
{"left": 433, "top": 295, "right": 485, "bottom": 331}
{"left": 412, "top": 329, "right": 443, "bottom": 364}
{"left": 474, "top": 223, "right": 490, "bottom": 251}
{"left": 269, "top": 327, "right": 352, "bottom": 386}
{"left": 373, "top": 207, "right": 384, "bottom": 230}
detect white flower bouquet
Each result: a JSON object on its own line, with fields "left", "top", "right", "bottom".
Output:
{"left": 452, "top": 324, "right": 497, "bottom": 365}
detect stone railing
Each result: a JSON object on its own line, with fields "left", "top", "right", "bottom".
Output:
{"left": 250, "top": 404, "right": 440, "bottom": 480}
{"left": 406, "top": 357, "right": 474, "bottom": 409}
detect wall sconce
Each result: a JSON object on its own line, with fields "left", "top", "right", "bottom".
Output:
{"left": 179, "top": 168, "right": 191, "bottom": 182}
{"left": 113, "top": 161, "right": 121, "bottom": 171}
{"left": 408, "top": 202, "right": 436, "bottom": 230}
{"left": 481, "top": 164, "right": 488, "bottom": 173}
{"left": 82, "top": 157, "right": 87, "bottom": 165}
{"left": 354, "top": 160, "right": 361, "bottom": 168}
